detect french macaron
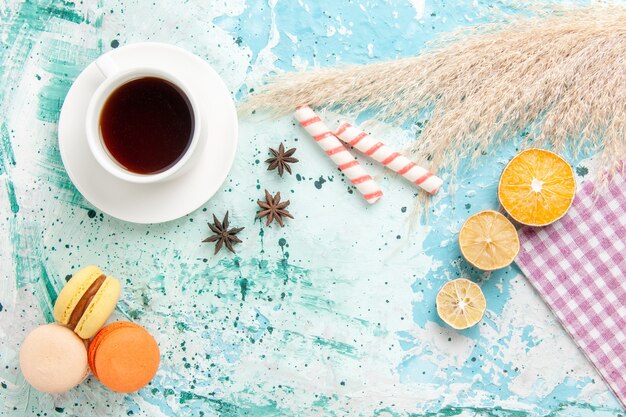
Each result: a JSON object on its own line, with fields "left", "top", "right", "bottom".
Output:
{"left": 88, "top": 322, "right": 160, "bottom": 393}
{"left": 19, "top": 323, "right": 90, "bottom": 393}
{"left": 53, "top": 265, "right": 121, "bottom": 339}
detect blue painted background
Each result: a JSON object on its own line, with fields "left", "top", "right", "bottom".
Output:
{"left": 0, "top": 1, "right": 623, "bottom": 416}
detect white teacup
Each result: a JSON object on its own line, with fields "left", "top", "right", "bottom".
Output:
{"left": 85, "top": 54, "right": 202, "bottom": 184}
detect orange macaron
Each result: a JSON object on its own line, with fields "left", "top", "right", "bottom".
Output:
{"left": 88, "top": 321, "right": 160, "bottom": 393}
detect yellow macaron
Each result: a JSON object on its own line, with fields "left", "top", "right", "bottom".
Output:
{"left": 53, "top": 265, "right": 121, "bottom": 339}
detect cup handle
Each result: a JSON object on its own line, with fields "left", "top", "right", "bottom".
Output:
{"left": 95, "top": 53, "right": 119, "bottom": 78}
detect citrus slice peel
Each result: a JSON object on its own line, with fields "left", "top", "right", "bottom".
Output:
{"left": 436, "top": 278, "right": 486, "bottom": 330}
{"left": 498, "top": 148, "right": 575, "bottom": 226}
{"left": 459, "top": 210, "right": 520, "bottom": 271}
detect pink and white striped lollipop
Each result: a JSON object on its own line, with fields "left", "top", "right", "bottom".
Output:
{"left": 294, "top": 107, "right": 383, "bottom": 204}
{"left": 335, "top": 122, "right": 442, "bottom": 195}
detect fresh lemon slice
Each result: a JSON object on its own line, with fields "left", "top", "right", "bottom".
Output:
{"left": 436, "top": 278, "right": 486, "bottom": 330}
{"left": 498, "top": 148, "right": 575, "bottom": 226}
{"left": 459, "top": 210, "right": 520, "bottom": 270}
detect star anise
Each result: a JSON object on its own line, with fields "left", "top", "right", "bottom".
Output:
{"left": 266, "top": 143, "right": 298, "bottom": 176}
{"left": 203, "top": 211, "right": 244, "bottom": 254}
{"left": 255, "top": 190, "right": 294, "bottom": 227}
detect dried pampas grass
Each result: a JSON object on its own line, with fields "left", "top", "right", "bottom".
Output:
{"left": 240, "top": 7, "right": 626, "bottom": 180}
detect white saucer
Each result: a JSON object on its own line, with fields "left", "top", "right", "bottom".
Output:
{"left": 58, "top": 43, "right": 238, "bottom": 224}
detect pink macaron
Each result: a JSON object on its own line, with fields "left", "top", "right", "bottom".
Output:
{"left": 19, "top": 323, "right": 90, "bottom": 393}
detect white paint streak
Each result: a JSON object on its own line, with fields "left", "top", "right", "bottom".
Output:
{"left": 244, "top": 0, "right": 281, "bottom": 87}
{"left": 483, "top": 276, "right": 600, "bottom": 398}
{"left": 284, "top": 31, "right": 298, "bottom": 44}
{"left": 408, "top": 0, "right": 426, "bottom": 20}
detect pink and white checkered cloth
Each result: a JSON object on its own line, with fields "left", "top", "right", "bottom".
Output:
{"left": 516, "top": 172, "right": 626, "bottom": 409}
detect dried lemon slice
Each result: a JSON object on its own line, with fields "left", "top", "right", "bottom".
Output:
{"left": 459, "top": 210, "right": 520, "bottom": 270}
{"left": 498, "top": 149, "right": 575, "bottom": 226}
{"left": 436, "top": 278, "right": 486, "bottom": 330}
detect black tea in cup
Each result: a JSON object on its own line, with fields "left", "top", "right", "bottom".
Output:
{"left": 99, "top": 77, "right": 194, "bottom": 175}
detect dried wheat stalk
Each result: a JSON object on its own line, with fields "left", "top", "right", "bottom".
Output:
{"left": 240, "top": 7, "right": 626, "bottom": 180}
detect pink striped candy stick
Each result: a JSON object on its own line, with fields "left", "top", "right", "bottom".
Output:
{"left": 335, "top": 122, "right": 443, "bottom": 195}
{"left": 294, "top": 106, "right": 383, "bottom": 204}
